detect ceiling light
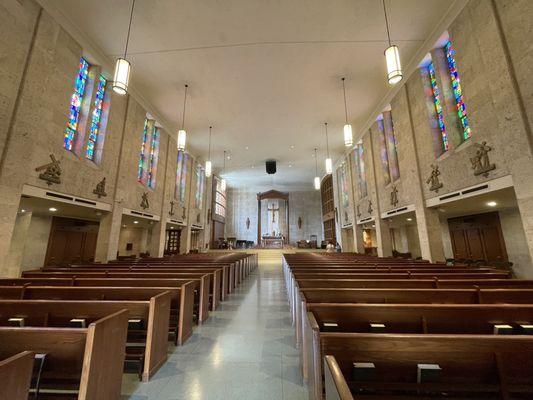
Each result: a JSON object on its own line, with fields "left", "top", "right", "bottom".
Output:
{"left": 290, "top": 145, "right": 295, "bottom": 149}
{"left": 177, "top": 84, "right": 188, "bottom": 151}
{"left": 170, "top": 226, "right": 174, "bottom": 229}
{"left": 313, "top": 148, "right": 320, "bottom": 190}
{"left": 383, "top": 0, "right": 403, "bottom": 85}
{"left": 205, "top": 126, "right": 212, "bottom": 178}
{"left": 245, "top": 146, "right": 249, "bottom": 150}
{"left": 288, "top": 164, "right": 292, "bottom": 168}
{"left": 324, "top": 122, "right": 333, "bottom": 174}
{"left": 487, "top": 201, "right": 497, "bottom": 207}
{"left": 406, "top": 218, "right": 412, "bottom": 222}
{"left": 49, "top": 207, "right": 57, "bottom": 212}
{"left": 122, "top": 224, "right": 127, "bottom": 228}
{"left": 112, "top": 0, "right": 136, "bottom": 95}
{"left": 133, "top": 220, "right": 139, "bottom": 224}
{"left": 20, "top": 209, "right": 26, "bottom": 213}
{"left": 251, "top": 165, "right": 255, "bottom": 169}
{"left": 341, "top": 78, "right": 353, "bottom": 147}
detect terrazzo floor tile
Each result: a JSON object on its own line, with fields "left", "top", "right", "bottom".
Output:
{"left": 123, "top": 252, "right": 307, "bottom": 400}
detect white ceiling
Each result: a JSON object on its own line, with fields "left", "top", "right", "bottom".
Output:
{"left": 44, "top": 0, "right": 459, "bottom": 191}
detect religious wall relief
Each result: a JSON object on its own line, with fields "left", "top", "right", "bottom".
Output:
{"left": 140, "top": 192, "right": 149, "bottom": 210}
{"left": 390, "top": 185, "right": 398, "bottom": 207}
{"left": 427, "top": 164, "right": 443, "bottom": 192}
{"left": 367, "top": 200, "right": 373, "bottom": 215}
{"left": 246, "top": 217, "right": 250, "bottom": 230}
{"left": 36, "top": 154, "right": 61, "bottom": 185}
{"left": 298, "top": 216, "right": 302, "bottom": 230}
{"left": 93, "top": 178, "right": 107, "bottom": 198}
{"left": 470, "top": 141, "right": 496, "bottom": 177}
{"left": 169, "top": 201, "right": 175, "bottom": 216}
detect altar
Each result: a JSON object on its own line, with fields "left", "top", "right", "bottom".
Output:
{"left": 261, "top": 235, "right": 285, "bottom": 249}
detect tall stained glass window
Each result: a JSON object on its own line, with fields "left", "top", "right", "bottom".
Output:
{"left": 195, "top": 163, "right": 205, "bottom": 209}
{"left": 137, "top": 119, "right": 159, "bottom": 188}
{"left": 337, "top": 162, "right": 349, "bottom": 209}
{"left": 383, "top": 111, "right": 400, "bottom": 181}
{"left": 214, "top": 177, "right": 227, "bottom": 218}
{"left": 445, "top": 40, "right": 471, "bottom": 141}
{"left": 427, "top": 61, "right": 449, "bottom": 153}
{"left": 64, "top": 58, "right": 90, "bottom": 151}
{"left": 175, "top": 151, "right": 189, "bottom": 202}
{"left": 377, "top": 118, "right": 391, "bottom": 185}
{"left": 86, "top": 75, "right": 107, "bottom": 160}
{"left": 354, "top": 144, "right": 367, "bottom": 199}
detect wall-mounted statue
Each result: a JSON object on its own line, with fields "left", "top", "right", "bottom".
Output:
{"left": 36, "top": 154, "right": 61, "bottom": 185}
{"left": 356, "top": 205, "right": 361, "bottom": 219}
{"left": 297, "top": 216, "right": 302, "bottom": 230}
{"left": 390, "top": 185, "right": 398, "bottom": 206}
{"left": 169, "top": 200, "right": 175, "bottom": 216}
{"left": 470, "top": 141, "right": 496, "bottom": 177}
{"left": 246, "top": 217, "right": 250, "bottom": 230}
{"left": 427, "top": 164, "right": 443, "bottom": 192}
{"left": 140, "top": 192, "right": 149, "bottom": 210}
{"left": 367, "top": 200, "right": 373, "bottom": 214}
{"left": 93, "top": 177, "right": 107, "bottom": 198}
{"left": 197, "top": 213, "right": 201, "bottom": 223}
{"left": 182, "top": 206, "right": 187, "bottom": 219}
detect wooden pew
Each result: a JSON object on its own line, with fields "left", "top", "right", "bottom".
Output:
{"left": 0, "top": 285, "right": 194, "bottom": 346}
{"left": 13, "top": 274, "right": 211, "bottom": 324}
{"left": 0, "top": 351, "right": 34, "bottom": 400}
{"left": 0, "top": 294, "right": 171, "bottom": 381}
{"left": 36, "top": 266, "right": 225, "bottom": 308}
{"left": 0, "top": 310, "right": 128, "bottom": 400}
{"left": 317, "top": 334, "right": 533, "bottom": 400}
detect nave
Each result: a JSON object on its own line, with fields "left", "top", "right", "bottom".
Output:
{"left": 121, "top": 251, "right": 306, "bottom": 400}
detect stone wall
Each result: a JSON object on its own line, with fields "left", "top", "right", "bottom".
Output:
{"left": 225, "top": 188, "right": 323, "bottom": 246}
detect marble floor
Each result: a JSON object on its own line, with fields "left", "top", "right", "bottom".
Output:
{"left": 121, "top": 252, "right": 307, "bottom": 400}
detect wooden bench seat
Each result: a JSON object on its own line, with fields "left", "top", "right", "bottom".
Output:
{"left": 0, "top": 351, "right": 34, "bottom": 400}
{"left": 0, "top": 285, "right": 195, "bottom": 346}
{"left": 319, "top": 334, "right": 533, "bottom": 400}
{"left": 0, "top": 310, "right": 128, "bottom": 400}
{"left": 0, "top": 294, "right": 171, "bottom": 381}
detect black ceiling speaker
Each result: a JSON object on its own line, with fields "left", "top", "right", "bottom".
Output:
{"left": 266, "top": 160, "right": 276, "bottom": 174}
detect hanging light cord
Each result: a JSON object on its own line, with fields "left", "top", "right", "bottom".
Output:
{"left": 208, "top": 126, "right": 212, "bottom": 159}
{"left": 181, "top": 84, "right": 188, "bottom": 129}
{"left": 342, "top": 78, "right": 348, "bottom": 123}
{"left": 382, "top": 0, "right": 392, "bottom": 46}
{"left": 314, "top": 148, "right": 318, "bottom": 175}
{"left": 325, "top": 122, "right": 330, "bottom": 158}
{"left": 123, "top": 0, "right": 136, "bottom": 58}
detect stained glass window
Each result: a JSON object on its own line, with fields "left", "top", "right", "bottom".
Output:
{"left": 175, "top": 151, "right": 190, "bottom": 202}
{"left": 337, "top": 162, "right": 349, "bottom": 209}
{"left": 195, "top": 163, "right": 205, "bottom": 209}
{"left": 354, "top": 144, "right": 367, "bottom": 198}
{"left": 377, "top": 118, "right": 391, "bottom": 185}
{"left": 214, "top": 177, "right": 227, "bottom": 218}
{"left": 445, "top": 40, "right": 471, "bottom": 141}
{"left": 383, "top": 111, "right": 400, "bottom": 181}
{"left": 138, "top": 119, "right": 159, "bottom": 188}
{"left": 427, "top": 62, "right": 449, "bottom": 152}
{"left": 64, "top": 58, "right": 89, "bottom": 151}
{"left": 147, "top": 127, "right": 159, "bottom": 189}
{"left": 86, "top": 75, "right": 107, "bottom": 160}
{"left": 138, "top": 119, "right": 149, "bottom": 183}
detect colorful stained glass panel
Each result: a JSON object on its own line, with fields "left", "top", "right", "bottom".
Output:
{"left": 445, "top": 41, "right": 471, "bottom": 141}
{"left": 64, "top": 58, "right": 89, "bottom": 150}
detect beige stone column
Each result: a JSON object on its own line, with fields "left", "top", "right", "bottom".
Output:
{"left": 3, "top": 210, "right": 32, "bottom": 277}
{"left": 414, "top": 207, "right": 445, "bottom": 262}
{"left": 94, "top": 203, "right": 123, "bottom": 262}
{"left": 353, "top": 223, "right": 365, "bottom": 253}
{"left": 149, "top": 218, "right": 167, "bottom": 258}
{"left": 0, "top": 186, "right": 24, "bottom": 277}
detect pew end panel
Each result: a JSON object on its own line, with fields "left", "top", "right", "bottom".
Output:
{"left": 177, "top": 281, "right": 196, "bottom": 346}
{"left": 0, "top": 351, "right": 34, "bottom": 400}
{"left": 324, "top": 355, "right": 353, "bottom": 400}
{"left": 78, "top": 309, "right": 129, "bottom": 400}
{"left": 143, "top": 291, "right": 172, "bottom": 381}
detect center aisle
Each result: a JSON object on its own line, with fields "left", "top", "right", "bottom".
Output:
{"left": 122, "top": 250, "right": 307, "bottom": 400}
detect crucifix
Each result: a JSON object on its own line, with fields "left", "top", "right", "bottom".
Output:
{"left": 267, "top": 204, "right": 280, "bottom": 223}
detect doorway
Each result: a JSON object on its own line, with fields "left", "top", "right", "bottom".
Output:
{"left": 448, "top": 211, "right": 508, "bottom": 262}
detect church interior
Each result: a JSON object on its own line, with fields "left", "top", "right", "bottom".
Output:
{"left": 1, "top": 0, "right": 533, "bottom": 399}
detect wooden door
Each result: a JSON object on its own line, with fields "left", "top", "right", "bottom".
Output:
{"left": 448, "top": 212, "right": 507, "bottom": 262}
{"left": 165, "top": 229, "right": 181, "bottom": 255}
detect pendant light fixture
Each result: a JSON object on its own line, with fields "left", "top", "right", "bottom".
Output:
{"left": 113, "top": 0, "right": 136, "bottom": 95}
{"left": 205, "top": 126, "right": 212, "bottom": 178}
{"left": 341, "top": 78, "right": 353, "bottom": 147}
{"left": 383, "top": 0, "right": 403, "bottom": 85}
{"left": 324, "top": 122, "right": 333, "bottom": 174}
{"left": 220, "top": 150, "right": 227, "bottom": 191}
{"left": 313, "top": 148, "right": 320, "bottom": 190}
{"left": 177, "top": 84, "right": 188, "bottom": 151}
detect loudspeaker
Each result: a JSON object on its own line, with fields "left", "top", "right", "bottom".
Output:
{"left": 266, "top": 160, "right": 276, "bottom": 174}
